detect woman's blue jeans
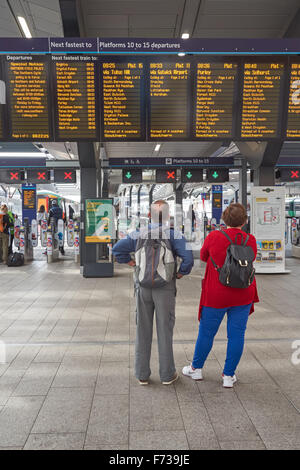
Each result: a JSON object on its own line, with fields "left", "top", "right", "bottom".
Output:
{"left": 192, "top": 304, "right": 251, "bottom": 376}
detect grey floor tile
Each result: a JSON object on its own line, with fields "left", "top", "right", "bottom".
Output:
{"left": 220, "top": 440, "right": 266, "bottom": 450}
{"left": 13, "top": 363, "right": 59, "bottom": 396}
{"left": 86, "top": 395, "right": 129, "bottom": 447}
{"left": 24, "top": 433, "right": 85, "bottom": 450}
{"left": 51, "top": 356, "right": 100, "bottom": 388}
{"left": 95, "top": 361, "right": 129, "bottom": 395}
{"left": 129, "top": 431, "right": 189, "bottom": 450}
{"left": 31, "top": 388, "right": 94, "bottom": 434}
{"left": 0, "top": 396, "right": 44, "bottom": 447}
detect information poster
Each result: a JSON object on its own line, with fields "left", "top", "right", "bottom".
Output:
{"left": 251, "top": 186, "right": 287, "bottom": 273}
{"left": 85, "top": 199, "right": 114, "bottom": 243}
{"left": 22, "top": 183, "right": 37, "bottom": 224}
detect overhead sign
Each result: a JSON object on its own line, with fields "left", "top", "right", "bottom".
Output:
{"left": 207, "top": 168, "right": 229, "bottom": 183}
{"left": 0, "top": 51, "right": 299, "bottom": 142}
{"left": 0, "top": 169, "right": 24, "bottom": 183}
{"left": 27, "top": 169, "right": 51, "bottom": 183}
{"left": 279, "top": 167, "right": 300, "bottom": 182}
{"left": 181, "top": 168, "right": 203, "bottom": 183}
{"left": 122, "top": 169, "right": 142, "bottom": 183}
{"left": 109, "top": 157, "right": 235, "bottom": 168}
{"left": 54, "top": 169, "right": 76, "bottom": 183}
{"left": 156, "top": 169, "right": 176, "bottom": 183}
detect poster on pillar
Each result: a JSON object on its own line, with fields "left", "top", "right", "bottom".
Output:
{"left": 251, "top": 186, "right": 287, "bottom": 274}
{"left": 85, "top": 199, "right": 115, "bottom": 243}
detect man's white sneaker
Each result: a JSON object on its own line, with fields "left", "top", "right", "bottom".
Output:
{"left": 222, "top": 374, "right": 237, "bottom": 388}
{"left": 182, "top": 364, "right": 203, "bottom": 381}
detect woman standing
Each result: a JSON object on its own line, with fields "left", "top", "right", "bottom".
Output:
{"left": 182, "top": 203, "right": 259, "bottom": 388}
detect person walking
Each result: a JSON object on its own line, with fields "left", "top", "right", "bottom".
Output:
{"left": 112, "top": 200, "right": 194, "bottom": 386}
{"left": 182, "top": 203, "right": 259, "bottom": 388}
{"left": 0, "top": 204, "right": 11, "bottom": 264}
{"left": 7, "top": 208, "right": 15, "bottom": 255}
{"left": 37, "top": 205, "right": 48, "bottom": 225}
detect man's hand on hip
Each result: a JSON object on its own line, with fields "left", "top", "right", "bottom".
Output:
{"left": 128, "top": 260, "right": 136, "bottom": 267}
{"left": 176, "top": 273, "right": 183, "bottom": 279}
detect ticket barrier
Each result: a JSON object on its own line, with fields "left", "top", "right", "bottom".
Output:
{"left": 19, "top": 218, "right": 33, "bottom": 262}
{"left": 291, "top": 217, "right": 300, "bottom": 258}
{"left": 47, "top": 218, "right": 60, "bottom": 263}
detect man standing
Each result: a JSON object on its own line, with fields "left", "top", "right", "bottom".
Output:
{"left": 0, "top": 204, "right": 11, "bottom": 264}
{"left": 112, "top": 200, "right": 194, "bottom": 385}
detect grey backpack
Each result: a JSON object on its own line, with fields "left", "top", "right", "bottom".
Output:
{"left": 135, "top": 229, "right": 176, "bottom": 288}
{"left": 210, "top": 231, "right": 255, "bottom": 289}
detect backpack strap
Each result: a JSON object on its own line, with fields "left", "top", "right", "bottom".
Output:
{"left": 210, "top": 256, "right": 220, "bottom": 272}
{"left": 220, "top": 230, "right": 233, "bottom": 244}
{"left": 243, "top": 234, "right": 250, "bottom": 247}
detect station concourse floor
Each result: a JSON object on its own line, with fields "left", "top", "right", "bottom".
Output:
{"left": 0, "top": 254, "right": 299, "bottom": 450}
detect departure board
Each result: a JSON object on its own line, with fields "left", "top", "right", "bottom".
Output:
{"left": 52, "top": 56, "right": 98, "bottom": 141}
{"left": 241, "top": 62, "right": 284, "bottom": 138}
{"left": 23, "top": 188, "right": 36, "bottom": 210}
{"left": 194, "top": 61, "right": 238, "bottom": 138}
{"left": 101, "top": 61, "right": 145, "bottom": 140}
{"left": 5, "top": 56, "right": 51, "bottom": 140}
{"left": 286, "top": 62, "right": 300, "bottom": 139}
{"left": 149, "top": 61, "right": 191, "bottom": 140}
{"left": 0, "top": 106, "right": 3, "bottom": 140}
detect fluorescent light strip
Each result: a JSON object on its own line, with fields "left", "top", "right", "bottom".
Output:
{"left": 181, "top": 33, "right": 190, "bottom": 39}
{"left": 17, "top": 16, "right": 32, "bottom": 38}
{"left": 0, "top": 152, "right": 48, "bottom": 157}
{"left": 154, "top": 144, "right": 161, "bottom": 152}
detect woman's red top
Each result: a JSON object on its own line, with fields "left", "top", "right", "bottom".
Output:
{"left": 198, "top": 228, "right": 259, "bottom": 320}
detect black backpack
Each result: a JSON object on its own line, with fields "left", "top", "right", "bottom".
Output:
{"left": 7, "top": 252, "right": 24, "bottom": 267}
{"left": 210, "top": 231, "right": 255, "bottom": 289}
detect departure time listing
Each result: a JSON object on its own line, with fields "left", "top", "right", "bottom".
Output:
{"left": 286, "top": 62, "right": 300, "bottom": 138}
{"left": 195, "top": 62, "right": 237, "bottom": 138}
{"left": 149, "top": 62, "right": 191, "bottom": 139}
{"left": 101, "top": 61, "right": 144, "bottom": 140}
{"left": 241, "top": 62, "right": 284, "bottom": 138}
{"left": 6, "top": 56, "right": 50, "bottom": 140}
{"left": 53, "top": 56, "right": 97, "bottom": 140}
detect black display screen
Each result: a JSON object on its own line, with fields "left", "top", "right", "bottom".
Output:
{"left": 5, "top": 55, "right": 52, "bottom": 140}
{"left": 100, "top": 60, "right": 145, "bottom": 141}
{"left": 148, "top": 61, "right": 191, "bottom": 140}
{"left": 52, "top": 55, "right": 99, "bottom": 141}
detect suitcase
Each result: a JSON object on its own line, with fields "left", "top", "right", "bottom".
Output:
{"left": 7, "top": 252, "right": 24, "bottom": 267}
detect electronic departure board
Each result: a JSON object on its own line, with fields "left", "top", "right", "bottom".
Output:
{"left": 52, "top": 56, "right": 98, "bottom": 141}
{"left": 194, "top": 61, "right": 238, "bottom": 138}
{"left": 286, "top": 62, "right": 300, "bottom": 139}
{"left": 101, "top": 61, "right": 145, "bottom": 140}
{"left": 5, "top": 56, "right": 51, "bottom": 140}
{"left": 149, "top": 61, "right": 191, "bottom": 140}
{"left": 0, "top": 105, "right": 3, "bottom": 140}
{"left": 241, "top": 61, "right": 284, "bottom": 138}
{"left": 23, "top": 188, "right": 36, "bottom": 210}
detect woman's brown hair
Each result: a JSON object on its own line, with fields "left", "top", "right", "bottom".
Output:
{"left": 222, "top": 203, "right": 247, "bottom": 228}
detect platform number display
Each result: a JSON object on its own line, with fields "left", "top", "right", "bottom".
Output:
{"left": 122, "top": 169, "right": 143, "bottom": 183}
{"left": 181, "top": 169, "right": 203, "bottom": 183}
{"left": 0, "top": 170, "right": 25, "bottom": 183}
{"left": 54, "top": 169, "right": 77, "bottom": 183}
{"left": 279, "top": 167, "right": 300, "bottom": 182}
{"left": 156, "top": 169, "right": 176, "bottom": 183}
{"left": 207, "top": 168, "right": 229, "bottom": 183}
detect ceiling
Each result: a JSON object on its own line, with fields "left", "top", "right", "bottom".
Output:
{"left": 77, "top": 0, "right": 300, "bottom": 38}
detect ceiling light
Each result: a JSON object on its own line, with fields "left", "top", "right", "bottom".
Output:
{"left": 17, "top": 17, "right": 32, "bottom": 38}
{"left": 154, "top": 144, "right": 161, "bottom": 152}
{"left": 178, "top": 52, "right": 186, "bottom": 57}
{"left": 181, "top": 33, "right": 190, "bottom": 39}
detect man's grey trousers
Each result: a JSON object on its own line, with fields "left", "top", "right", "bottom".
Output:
{"left": 134, "top": 280, "right": 176, "bottom": 382}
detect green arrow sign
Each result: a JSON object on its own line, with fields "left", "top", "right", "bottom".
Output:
{"left": 186, "top": 171, "right": 192, "bottom": 179}
{"left": 212, "top": 171, "right": 219, "bottom": 179}
{"left": 125, "top": 171, "right": 132, "bottom": 179}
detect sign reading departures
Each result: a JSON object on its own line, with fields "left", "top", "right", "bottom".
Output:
{"left": 0, "top": 54, "right": 299, "bottom": 142}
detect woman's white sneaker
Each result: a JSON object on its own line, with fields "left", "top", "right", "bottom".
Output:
{"left": 222, "top": 374, "right": 237, "bottom": 388}
{"left": 182, "top": 364, "right": 203, "bottom": 381}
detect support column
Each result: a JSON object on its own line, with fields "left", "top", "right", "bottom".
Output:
{"left": 253, "top": 166, "right": 275, "bottom": 186}
{"left": 239, "top": 157, "right": 248, "bottom": 208}
{"left": 174, "top": 184, "right": 183, "bottom": 232}
{"left": 80, "top": 167, "right": 97, "bottom": 269}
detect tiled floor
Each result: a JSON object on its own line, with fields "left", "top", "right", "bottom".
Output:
{"left": 0, "top": 255, "right": 299, "bottom": 450}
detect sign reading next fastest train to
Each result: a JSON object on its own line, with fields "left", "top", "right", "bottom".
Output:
{"left": 0, "top": 38, "right": 300, "bottom": 142}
